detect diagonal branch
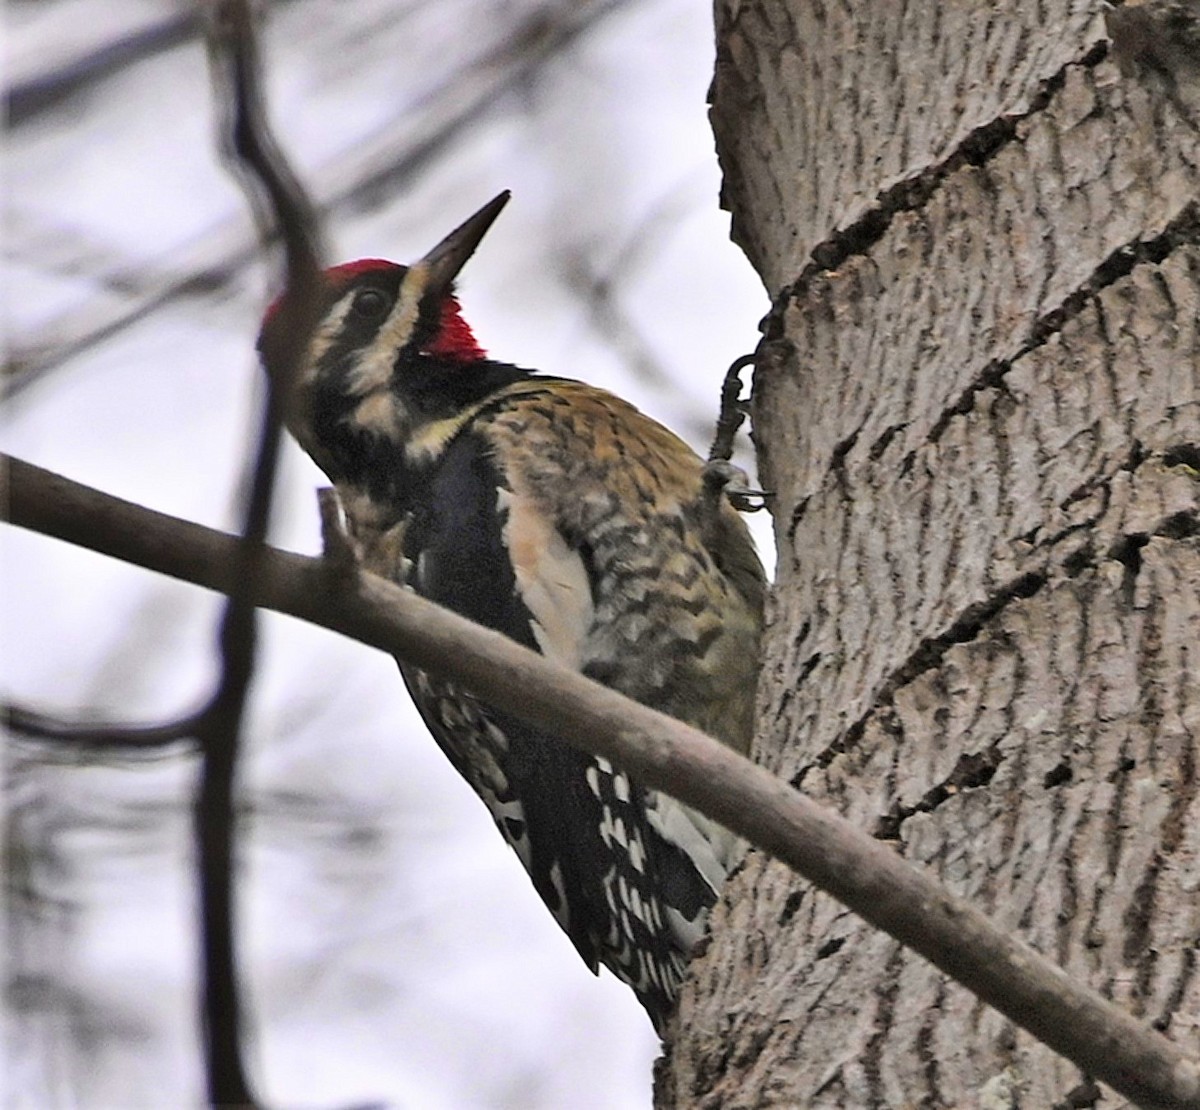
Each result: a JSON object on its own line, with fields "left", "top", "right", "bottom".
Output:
{"left": 4, "top": 453, "right": 1199, "bottom": 1110}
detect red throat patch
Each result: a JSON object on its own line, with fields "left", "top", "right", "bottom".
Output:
{"left": 425, "top": 296, "right": 486, "bottom": 361}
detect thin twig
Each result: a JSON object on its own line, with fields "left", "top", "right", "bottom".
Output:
{"left": 5, "top": 13, "right": 201, "bottom": 126}
{"left": 190, "top": 1, "right": 324, "bottom": 1104}
{"left": 5, "top": 453, "right": 1199, "bottom": 1110}
{"left": 5, "top": 0, "right": 633, "bottom": 398}
{"left": 559, "top": 176, "right": 712, "bottom": 415}
{"left": 5, "top": 704, "right": 197, "bottom": 749}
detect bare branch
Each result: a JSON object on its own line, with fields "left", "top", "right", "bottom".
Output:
{"left": 5, "top": 704, "right": 197, "bottom": 750}
{"left": 186, "top": 1, "right": 325, "bottom": 1104}
{"left": 5, "top": 0, "right": 635, "bottom": 398}
{"left": 5, "top": 13, "right": 200, "bottom": 126}
{"left": 5, "top": 453, "right": 1199, "bottom": 1110}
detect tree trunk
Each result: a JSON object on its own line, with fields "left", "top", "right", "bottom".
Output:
{"left": 659, "top": 2, "right": 1200, "bottom": 1105}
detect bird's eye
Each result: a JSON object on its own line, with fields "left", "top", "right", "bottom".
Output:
{"left": 350, "top": 288, "right": 390, "bottom": 320}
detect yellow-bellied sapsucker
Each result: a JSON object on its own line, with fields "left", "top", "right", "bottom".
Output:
{"left": 258, "top": 192, "right": 765, "bottom": 1033}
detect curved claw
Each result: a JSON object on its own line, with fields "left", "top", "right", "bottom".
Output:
{"left": 702, "top": 459, "right": 771, "bottom": 513}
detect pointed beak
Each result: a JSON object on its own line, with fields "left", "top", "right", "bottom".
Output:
{"left": 419, "top": 190, "right": 511, "bottom": 299}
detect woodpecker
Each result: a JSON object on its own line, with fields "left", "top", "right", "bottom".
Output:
{"left": 258, "top": 192, "right": 765, "bottom": 1033}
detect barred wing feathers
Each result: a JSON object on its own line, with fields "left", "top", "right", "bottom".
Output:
{"left": 396, "top": 425, "right": 724, "bottom": 1030}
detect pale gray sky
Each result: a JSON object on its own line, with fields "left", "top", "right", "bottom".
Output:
{"left": 4, "top": 2, "right": 770, "bottom": 1105}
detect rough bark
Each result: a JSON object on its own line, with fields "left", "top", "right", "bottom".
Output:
{"left": 659, "top": 2, "right": 1200, "bottom": 1106}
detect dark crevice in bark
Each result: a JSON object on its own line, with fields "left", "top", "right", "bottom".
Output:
{"left": 830, "top": 424, "right": 864, "bottom": 491}
{"left": 897, "top": 204, "right": 1200, "bottom": 474}
{"left": 1150, "top": 723, "right": 1199, "bottom": 1024}
{"left": 834, "top": 572, "right": 1047, "bottom": 757}
{"left": 1105, "top": 737, "right": 1137, "bottom": 882}
{"left": 1062, "top": 546, "right": 1095, "bottom": 578}
{"left": 1127, "top": 581, "right": 1169, "bottom": 1013}
{"left": 1053, "top": 1077, "right": 1103, "bottom": 1110}
{"left": 725, "top": 1022, "right": 774, "bottom": 1089}
{"left": 1159, "top": 510, "right": 1200, "bottom": 541}
{"left": 1071, "top": 441, "right": 1146, "bottom": 508}
{"left": 1043, "top": 760, "right": 1073, "bottom": 789}
{"left": 1108, "top": 755, "right": 1138, "bottom": 782}
{"left": 916, "top": 978, "right": 948, "bottom": 1109}
{"left": 1124, "top": 854, "right": 1162, "bottom": 1013}
{"left": 784, "top": 41, "right": 1111, "bottom": 295}
{"left": 778, "top": 888, "right": 806, "bottom": 926}
{"left": 1055, "top": 801, "right": 1083, "bottom": 966}
{"left": 1107, "top": 507, "right": 1200, "bottom": 590}
{"left": 1163, "top": 443, "right": 1200, "bottom": 471}
{"left": 1070, "top": 204, "right": 1200, "bottom": 312}
{"left": 917, "top": 361, "right": 1016, "bottom": 464}
{"left": 1154, "top": 946, "right": 1197, "bottom": 1034}
{"left": 868, "top": 421, "right": 908, "bottom": 461}
{"left": 1019, "top": 439, "right": 1145, "bottom": 552}
{"left": 793, "top": 497, "right": 1199, "bottom": 790}
{"left": 794, "top": 651, "right": 823, "bottom": 690}
{"left": 1163, "top": 720, "right": 1198, "bottom": 853}
{"left": 784, "top": 494, "right": 812, "bottom": 543}
{"left": 791, "top": 568, "right": 1048, "bottom": 787}
{"left": 814, "top": 935, "right": 845, "bottom": 961}
{"left": 861, "top": 944, "right": 905, "bottom": 1106}
{"left": 1108, "top": 516, "right": 1200, "bottom": 593}
{"left": 873, "top": 744, "right": 1004, "bottom": 840}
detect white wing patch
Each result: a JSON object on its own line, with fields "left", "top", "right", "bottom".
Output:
{"left": 497, "top": 487, "right": 593, "bottom": 667}
{"left": 408, "top": 668, "right": 533, "bottom": 873}
{"left": 642, "top": 792, "right": 733, "bottom": 896}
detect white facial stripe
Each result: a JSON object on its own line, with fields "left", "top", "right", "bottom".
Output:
{"left": 352, "top": 388, "right": 404, "bottom": 440}
{"left": 303, "top": 292, "right": 356, "bottom": 385}
{"left": 345, "top": 263, "right": 429, "bottom": 395}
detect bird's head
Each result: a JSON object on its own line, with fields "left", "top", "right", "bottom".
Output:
{"left": 258, "top": 191, "right": 520, "bottom": 482}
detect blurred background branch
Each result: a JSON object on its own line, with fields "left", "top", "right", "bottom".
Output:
{"left": 8, "top": 0, "right": 328, "bottom": 1102}
{"left": 4, "top": 0, "right": 633, "bottom": 398}
{"left": 2, "top": 2, "right": 768, "bottom": 1104}
{"left": 189, "top": 1, "right": 324, "bottom": 1102}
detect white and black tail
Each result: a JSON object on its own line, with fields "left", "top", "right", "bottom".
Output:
{"left": 400, "top": 667, "right": 727, "bottom": 1033}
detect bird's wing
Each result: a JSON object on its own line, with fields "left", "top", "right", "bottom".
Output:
{"left": 396, "top": 426, "right": 711, "bottom": 1027}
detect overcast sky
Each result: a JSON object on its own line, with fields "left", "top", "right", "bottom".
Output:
{"left": 4, "top": 2, "right": 771, "bottom": 1105}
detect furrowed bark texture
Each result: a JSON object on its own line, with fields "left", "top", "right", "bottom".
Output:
{"left": 660, "top": 2, "right": 1200, "bottom": 1106}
